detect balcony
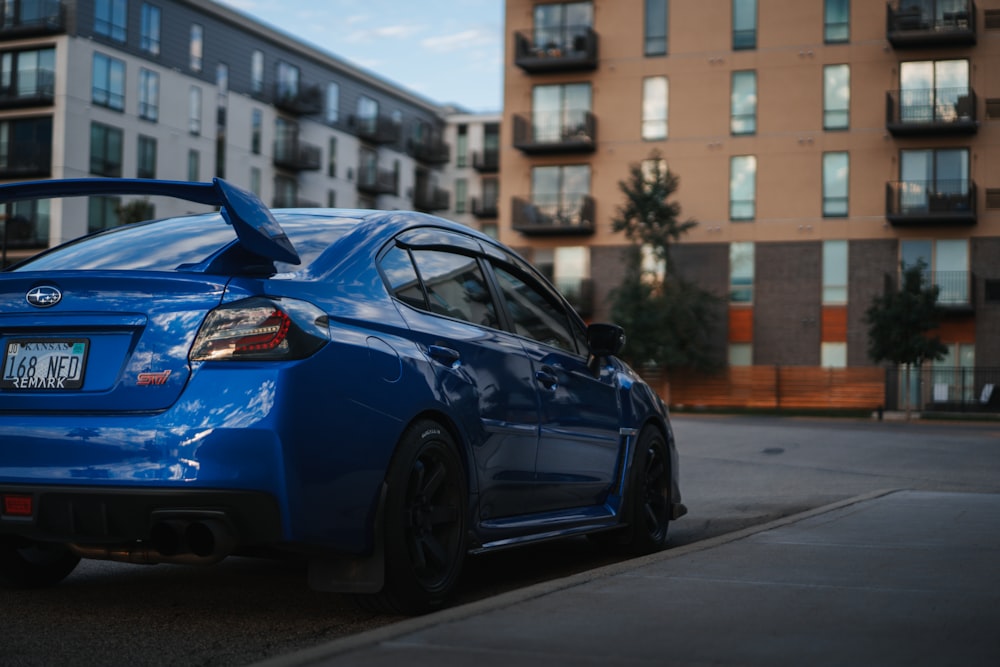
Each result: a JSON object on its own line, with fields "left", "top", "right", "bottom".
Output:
{"left": 888, "top": 270, "right": 975, "bottom": 313}
{"left": 0, "top": 69, "right": 54, "bottom": 109}
{"left": 273, "top": 83, "right": 323, "bottom": 116}
{"left": 414, "top": 187, "right": 449, "bottom": 213}
{"left": 555, "top": 277, "right": 595, "bottom": 318}
{"left": 514, "top": 25, "right": 598, "bottom": 73}
{"left": 886, "top": 180, "right": 977, "bottom": 226}
{"left": 0, "top": 1, "right": 65, "bottom": 38}
{"left": 350, "top": 115, "right": 401, "bottom": 145}
{"left": 887, "top": 1, "right": 976, "bottom": 48}
{"left": 886, "top": 88, "right": 978, "bottom": 135}
{"left": 512, "top": 111, "right": 596, "bottom": 154}
{"left": 356, "top": 167, "right": 399, "bottom": 196}
{"left": 511, "top": 195, "right": 595, "bottom": 236}
{"left": 473, "top": 149, "right": 499, "bottom": 173}
{"left": 273, "top": 138, "right": 321, "bottom": 172}
{"left": 407, "top": 137, "right": 450, "bottom": 165}
{"left": 471, "top": 197, "right": 498, "bottom": 219}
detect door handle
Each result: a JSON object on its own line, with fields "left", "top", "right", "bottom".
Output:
{"left": 428, "top": 345, "right": 461, "bottom": 368}
{"left": 535, "top": 368, "right": 558, "bottom": 391}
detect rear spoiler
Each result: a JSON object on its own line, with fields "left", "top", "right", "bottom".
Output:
{"left": 0, "top": 178, "right": 300, "bottom": 265}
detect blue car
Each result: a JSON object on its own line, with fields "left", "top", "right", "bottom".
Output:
{"left": 0, "top": 178, "right": 686, "bottom": 614}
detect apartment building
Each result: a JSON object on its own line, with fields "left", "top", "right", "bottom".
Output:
{"left": 501, "top": 0, "right": 1000, "bottom": 407}
{"left": 442, "top": 111, "right": 502, "bottom": 238}
{"left": 0, "top": 0, "right": 456, "bottom": 264}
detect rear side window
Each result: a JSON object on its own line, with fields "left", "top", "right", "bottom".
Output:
{"left": 380, "top": 245, "right": 426, "bottom": 309}
{"left": 410, "top": 250, "right": 499, "bottom": 329}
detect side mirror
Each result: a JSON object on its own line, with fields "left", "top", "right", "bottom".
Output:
{"left": 587, "top": 323, "right": 626, "bottom": 357}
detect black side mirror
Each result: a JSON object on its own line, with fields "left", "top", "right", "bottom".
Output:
{"left": 587, "top": 323, "right": 626, "bottom": 357}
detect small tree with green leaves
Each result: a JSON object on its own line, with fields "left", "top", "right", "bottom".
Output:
{"left": 115, "top": 199, "right": 155, "bottom": 225}
{"left": 610, "top": 152, "right": 720, "bottom": 373}
{"left": 865, "top": 260, "right": 947, "bottom": 418}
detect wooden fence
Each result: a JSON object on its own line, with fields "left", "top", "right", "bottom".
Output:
{"left": 648, "top": 366, "right": 886, "bottom": 411}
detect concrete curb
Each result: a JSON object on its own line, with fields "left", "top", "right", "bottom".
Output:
{"left": 252, "top": 488, "right": 899, "bottom": 667}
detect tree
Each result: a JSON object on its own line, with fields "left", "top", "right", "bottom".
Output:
{"left": 609, "top": 152, "right": 720, "bottom": 372}
{"left": 865, "top": 261, "right": 947, "bottom": 418}
{"left": 115, "top": 199, "right": 155, "bottom": 225}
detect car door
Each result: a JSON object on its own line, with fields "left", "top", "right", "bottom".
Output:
{"left": 379, "top": 232, "right": 542, "bottom": 521}
{"left": 488, "top": 260, "right": 622, "bottom": 514}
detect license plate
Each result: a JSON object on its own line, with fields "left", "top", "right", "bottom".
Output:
{"left": 1, "top": 339, "right": 89, "bottom": 390}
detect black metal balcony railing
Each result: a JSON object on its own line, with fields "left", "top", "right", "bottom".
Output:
{"left": 511, "top": 195, "right": 595, "bottom": 236}
{"left": 0, "top": 70, "right": 55, "bottom": 109}
{"left": 350, "top": 115, "right": 401, "bottom": 145}
{"left": 473, "top": 149, "right": 499, "bottom": 173}
{"left": 414, "top": 187, "right": 449, "bottom": 212}
{"left": 512, "top": 111, "right": 597, "bottom": 154}
{"left": 889, "top": 269, "right": 976, "bottom": 311}
{"left": 514, "top": 25, "right": 598, "bottom": 73}
{"left": 273, "top": 83, "right": 323, "bottom": 116}
{"left": 886, "top": 180, "right": 977, "bottom": 225}
{"left": 0, "top": 0, "right": 65, "bottom": 37}
{"left": 272, "top": 193, "right": 320, "bottom": 209}
{"left": 356, "top": 167, "right": 399, "bottom": 196}
{"left": 887, "top": 0, "right": 977, "bottom": 47}
{"left": 407, "top": 138, "right": 450, "bottom": 165}
{"left": 470, "top": 197, "right": 498, "bottom": 219}
{"left": 272, "top": 138, "right": 321, "bottom": 172}
{"left": 886, "top": 87, "right": 978, "bottom": 135}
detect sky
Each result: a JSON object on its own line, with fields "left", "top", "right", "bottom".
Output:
{"left": 217, "top": 0, "right": 505, "bottom": 112}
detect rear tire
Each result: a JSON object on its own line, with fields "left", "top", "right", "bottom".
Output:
{"left": 0, "top": 538, "right": 80, "bottom": 589}
{"left": 358, "top": 420, "right": 467, "bottom": 615}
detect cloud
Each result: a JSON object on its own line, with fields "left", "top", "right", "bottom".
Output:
{"left": 420, "top": 29, "right": 490, "bottom": 53}
{"left": 347, "top": 23, "right": 427, "bottom": 43}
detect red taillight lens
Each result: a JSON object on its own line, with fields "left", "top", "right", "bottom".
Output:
{"left": 2, "top": 495, "right": 33, "bottom": 517}
{"left": 190, "top": 297, "right": 328, "bottom": 361}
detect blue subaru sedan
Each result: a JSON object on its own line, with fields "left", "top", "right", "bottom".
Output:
{"left": 0, "top": 178, "right": 685, "bottom": 614}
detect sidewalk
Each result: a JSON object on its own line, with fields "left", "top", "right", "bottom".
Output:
{"left": 256, "top": 490, "right": 1000, "bottom": 667}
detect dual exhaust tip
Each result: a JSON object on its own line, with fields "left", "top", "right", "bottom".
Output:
{"left": 149, "top": 518, "right": 235, "bottom": 561}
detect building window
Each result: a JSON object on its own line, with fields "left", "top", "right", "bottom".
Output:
{"left": 357, "top": 95, "right": 379, "bottom": 126}
{"left": 137, "top": 135, "right": 157, "bottom": 179}
{"left": 1, "top": 47, "right": 55, "bottom": 103}
{"left": 454, "top": 178, "right": 467, "bottom": 214}
{"left": 823, "top": 151, "right": 849, "bottom": 217}
{"left": 138, "top": 68, "right": 159, "bottom": 122}
{"left": 823, "top": 64, "right": 850, "bottom": 130}
{"left": 0, "top": 117, "right": 52, "bottom": 176}
{"left": 250, "top": 166, "right": 261, "bottom": 196}
{"left": 456, "top": 124, "right": 468, "bottom": 168}
{"left": 251, "top": 50, "right": 264, "bottom": 94}
{"left": 730, "top": 70, "right": 756, "bottom": 135}
{"left": 326, "top": 82, "right": 339, "bottom": 124}
{"left": 251, "top": 109, "right": 262, "bottom": 155}
{"left": 88, "top": 196, "right": 120, "bottom": 232}
{"left": 728, "top": 343, "right": 753, "bottom": 367}
{"left": 189, "top": 86, "right": 202, "bottom": 135}
{"left": 94, "top": 0, "right": 127, "bottom": 42}
{"left": 532, "top": 2, "right": 593, "bottom": 53}
{"left": 729, "top": 155, "right": 756, "bottom": 221}
{"left": 533, "top": 83, "right": 592, "bottom": 143}
{"left": 530, "top": 164, "right": 591, "bottom": 225}
{"left": 327, "top": 190, "right": 336, "bottom": 207}
{"left": 217, "top": 63, "right": 229, "bottom": 97}
{"left": 89, "top": 122, "right": 122, "bottom": 177}
{"left": 898, "top": 59, "right": 969, "bottom": 124}
{"left": 901, "top": 239, "right": 970, "bottom": 306}
{"left": 275, "top": 175, "right": 297, "bottom": 208}
{"left": 92, "top": 53, "right": 125, "bottom": 111}
{"left": 187, "top": 149, "right": 200, "bottom": 182}
{"left": 140, "top": 4, "right": 161, "bottom": 55}
{"left": 328, "top": 136, "right": 337, "bottom": 178}
{"left": 824, "top": 0, "right": 849, "bottom": 43}
{"left": 898, "top": 148, "right": 969, "bottom": 216}
{"left": 276, "top": 61, "right": 299, "bottom": 102}
{"left": 644, "top": 0, "right": 668, "bottom": 56}
{"left": 729, "top": 241, "right": 754, "bottom": 303}
{"left": 642, "top": 76, "right": 668, "bottom": 140}
{"left": 732, "top": 0, "right": 756, "bottom": 50}
{"left": 822, "top": 240, "right": 848, "bottom": 305}
{"left": 190, "top": 24, "right": 203, "bottom": 72}
{"left": 821, "top": 343, "right": 847, "bottom": 368}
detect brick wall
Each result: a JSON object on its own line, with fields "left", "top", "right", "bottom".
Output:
{"left": 754, "top": 242, "right": 822, "bottom": 366}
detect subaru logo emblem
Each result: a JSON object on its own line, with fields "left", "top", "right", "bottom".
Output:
{"left": 26, "top": 286, "right": 62, "bottom": 308}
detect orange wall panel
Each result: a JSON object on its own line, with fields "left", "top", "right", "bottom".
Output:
{"left": 822, "top": 306, "right": 848, "bottom": 343}
{"left": 729, "top": 307, "right": 753, "bottom": 343}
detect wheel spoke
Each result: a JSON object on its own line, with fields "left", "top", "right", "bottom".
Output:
{"left": 417, "top": 534, "right": 449, "bottom": 571}
{"left": 428, "top": 503, "right": 458, "bottom": 526}
{"left": 420, "top": 459, "right": 447, "bottom": 499}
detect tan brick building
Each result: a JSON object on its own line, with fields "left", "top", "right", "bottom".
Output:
{"left": 500, "top": 0, "right": 1000, "bottom": 408}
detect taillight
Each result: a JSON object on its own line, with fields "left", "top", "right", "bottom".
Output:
{"left": 190, "top": 297, "right": 328, "bottom": 361}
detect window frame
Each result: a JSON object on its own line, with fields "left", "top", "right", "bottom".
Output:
{"left": 644, "top": 0, "right": 668, "bottom": 56}
{"left": 729, "top": 155, "right": 756, "bottom": 221}
{"left": 94, "top": 0, "right": 127, "bottom": 43}
{"left": 730, "top": 70, "right": 756, "bottom": 135}
{"left": 138, "top": 67, "right": 159, "bottom": 122}
{"left": 91, "top": 52, "right": 125, "bottom": 111}
{"left": 642, "top": 76, "right": 668, "bottom": 141}
{"left": 140, "top": 3, "right": 161, "bottom": 55}
{"left": 822, "top": 151, "right": 849, "bottom": 217}
{"left": 823, "top": 64, "right": 850, "bottom": 130}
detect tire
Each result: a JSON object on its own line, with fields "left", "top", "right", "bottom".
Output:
{"left": 0, "top": 538, "right": 81, "bottom": 590}
{"left": 590, "top": 426, "right": 671, "bottom": 555}
{"left": 359, "top": 420, "right": 467, "bottom": 615}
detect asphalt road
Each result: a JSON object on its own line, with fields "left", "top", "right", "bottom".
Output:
{"left": 2, "top": 415, "right": 998, "bottom": 667}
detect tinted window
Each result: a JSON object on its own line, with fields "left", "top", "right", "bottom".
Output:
{"left": 380, "top": 245, "right": 425, "bottom": 309}
{"left": 410, "top": 250, "right": 498, "bottom": 328}
{"left": 493, "top": 265, "right": 577, "bottom": 353}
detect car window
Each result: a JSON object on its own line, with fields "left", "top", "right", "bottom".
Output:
{"left": 410, "top": 249, "right": 499, "bottom": 328}
{"left": 492, "top": 264, "right": 578, "bottom": 354}
{"left": 379, "top": 245, "right": 427, "bottom": 309}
